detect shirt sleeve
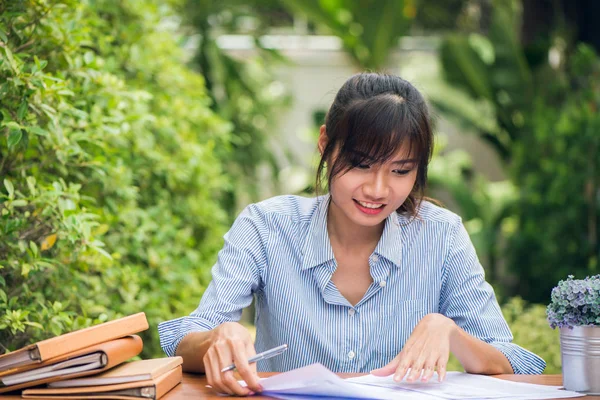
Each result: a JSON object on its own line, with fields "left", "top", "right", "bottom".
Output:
{"left": 158, "top": 204, "right": 268, "bottom": 357}
{"left": 439, "top": 217, "right": 546, "bottom": 374}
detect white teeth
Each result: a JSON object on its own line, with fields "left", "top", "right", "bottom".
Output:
{"left": 357, "top": 200, "right": 384, "bottom": 209}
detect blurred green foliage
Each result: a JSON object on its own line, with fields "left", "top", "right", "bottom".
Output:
{"left": 0, "top": 0, "right": 235, "bottom": 357}
{"left": 279, "top": 0, "right": 416, "bottom": 70}
{"left": 509, "top": 45, "right": 600, "bottom": 301}
{"left": 437, "top": 0, "right": 600, "bottom": 302}
{"left": 183, "top": 0, "right": 291, "bottom": 206}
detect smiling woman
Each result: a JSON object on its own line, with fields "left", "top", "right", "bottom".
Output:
{"left": 158, "top": 73, "right": 546, "bottom": 397}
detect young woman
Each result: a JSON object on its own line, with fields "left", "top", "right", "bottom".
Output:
{"left": 158, "top": 73, "right": 545, "bottom": 396}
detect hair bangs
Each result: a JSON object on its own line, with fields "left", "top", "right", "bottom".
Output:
{"left": 331, "top": 94, "right": 424, "bottom": 177}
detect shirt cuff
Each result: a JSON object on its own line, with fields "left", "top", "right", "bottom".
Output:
{"left": 158, "top": 316, "right": 216, "bottom": 357}
{"left": 490, "top": 342, "right": 546, "bottom": 374}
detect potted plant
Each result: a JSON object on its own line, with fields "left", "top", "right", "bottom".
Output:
{"left": 547, "top": 275, "right": 600, "bottom": 394}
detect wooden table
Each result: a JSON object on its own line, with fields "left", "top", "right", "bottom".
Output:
{"left": 162, "top": 373, "right": 597, "bottom": 400}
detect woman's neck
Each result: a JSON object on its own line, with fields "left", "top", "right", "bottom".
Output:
{"left": 326, "top": 200, "right": 385, "bottom": 252}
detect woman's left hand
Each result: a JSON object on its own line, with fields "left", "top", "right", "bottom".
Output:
{"left": 370, "top": 313, "right": 457, "bottom": 383}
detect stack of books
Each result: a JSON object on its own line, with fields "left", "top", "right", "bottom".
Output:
{"left": 0, "top": 313, "right": 183, "bottom": 399}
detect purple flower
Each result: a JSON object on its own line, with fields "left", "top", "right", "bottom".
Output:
{"left": 547, "top": 275, "right": 600, "bottom": 329}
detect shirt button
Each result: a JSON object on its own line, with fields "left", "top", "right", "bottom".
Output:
{"left": 370, "top": 255, "right": 379, "bottom": 263}
{"left": 348, "top": 308, "right": 356, "bottom": 316}
{"left": 379, "top": 280, "right": 386, "bottom": 287}
{"left": 348, "top": 350, "right": 355, "bottom": 359}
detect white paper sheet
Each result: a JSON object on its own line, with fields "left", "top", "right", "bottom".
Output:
{"left": 259, "top": 364, "right": 438, "bottom": 400}
{"left": 218, "top": 363, "right": 583, "bottom": 400}
{"left": 347, "top": 372, "right": 583, "bottom": 400}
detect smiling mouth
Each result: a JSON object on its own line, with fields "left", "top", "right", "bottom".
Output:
{"left": 354, "top": 199, "right": 385, "bottom": 209}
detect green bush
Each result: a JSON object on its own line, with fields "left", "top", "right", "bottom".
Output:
{"left": 445, "top": 297, "right": 560, "bottom": 374}
{"left": 508, "top": 45, "right": 600, "bottom": 302}
{"left": 0, "top": 0, "right": 234, "bottom": 357}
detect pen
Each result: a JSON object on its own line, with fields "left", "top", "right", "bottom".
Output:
{"left": 221, "top": 344, "right": 288, "bottom": 373}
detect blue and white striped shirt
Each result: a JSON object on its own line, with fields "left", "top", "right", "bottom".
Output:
{"left": 158, "top": 195, "right": 545, "bottom": 374}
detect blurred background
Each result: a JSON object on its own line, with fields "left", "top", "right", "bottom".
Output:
{"left": 1, "top": 0, "right": 599, "bottom": 373}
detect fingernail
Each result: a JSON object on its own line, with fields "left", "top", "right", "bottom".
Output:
{"left": 248, "top": 391, "right": 255, "bottom": 396}
{"left": 393, "top": 374, "right": 400, "bottom": 382}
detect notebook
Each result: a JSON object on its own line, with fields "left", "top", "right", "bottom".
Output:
{"left": 22, "top": 365, "right": 183, "bottom": 400}
{"left": 0, "top": 335, "right": 143, "bottom": 393}
{"left": 0, "top": 313, "right": 148, "bottom": 375}
{"left": 48, "top": 358, "right": 183, "bottom": 388}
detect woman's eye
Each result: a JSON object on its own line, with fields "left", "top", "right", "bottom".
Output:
{"left": 393, "top": 169, "right": 412, "bottom": 176}
{"left": 356, "top": 164, "right": 371, "bottom": 170}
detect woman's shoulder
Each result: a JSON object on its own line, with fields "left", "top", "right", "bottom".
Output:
{"left": 246, "top": 194, "right": 323, "bottom": 223}
{"left": 411, "top": 199, "right": 462, "bottom": 227}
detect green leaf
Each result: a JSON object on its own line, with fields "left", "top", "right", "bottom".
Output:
{"left": 21, "top": 263, "right": 31, "bottom": 277}
{"left": 3, "top": 179, "right": 14, "bottom": 199}
{"left": 0, "top": 290, "right": 6, "bottom": 304}
{"left": 28, "top": 126, "right": 49, "bottom": 137}
{"left": 0, "top": 28, "right": 7, "bottom": 43}
{"left": 2, "top": 46, "right": 18, "bottom": 72}
{"left": 29, "top": 241, "right": 39, "bottom": 257}
{"left": 26, "top": 176, "right": 36, "bottom": 195}
{"left": 7, "top": 129, "right": 23, "bottom": 148}
{"left": 89, "top": 244, "right": 112, "bottom": 260}
{"left": 17, "top": 101, "right": 28, "bottom": 120}
{"left": 24, "top": 321, "right": 45, "bottom": 330}
{"left": 3, "top": 121, "right": 22, "bottom": 130}
{"left": 11, "top": 199, "right": 28, "bottom": 207}
{"left": 33, "top": 56, "right": 47, "bottom": 71}
{"left": 83, "top": 51, "right": 94, "bottom": 65}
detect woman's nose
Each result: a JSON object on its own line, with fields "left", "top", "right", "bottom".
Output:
{"left": 363, "top": 170, "right": 389, "bottom": 199}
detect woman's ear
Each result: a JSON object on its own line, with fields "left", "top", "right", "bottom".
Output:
{"left": 318, "top": 125, "right": 327, "bottom": 155}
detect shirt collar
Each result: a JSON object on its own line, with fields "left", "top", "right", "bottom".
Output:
{"left": 301, "top": 195, "right": 403, "bottom": 270}
{"left": 302, "top": 196, "right": 335, "bottom": 270}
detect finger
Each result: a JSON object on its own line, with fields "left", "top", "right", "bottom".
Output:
{"left": 392, "top": 355, "right": 411, "bottom": 382}
{"left": 231, "top": 340, "right": 262, "bottom": 392}
{"left": 436, "top": 352, "right": 449, "bottom": 382}
{"left": 222, "top": 370, "right": 252, "bottom": 396}
{"left": 246, "top": 342, "right": 258, "bottom": 376}
{"left": 370, "top": 355, "right": 401, "bottom": 376}
{"left": 203, "top": 354, "right": 214, "bottom": 391}
{"left": 420, "top": 364, "right": 436, "bottom": 382}
{"left": 437, "top": 364, "right": 447, "bottom": 382}
{"left": 215, "top": 343, "right": 251, "bottom": 396}
{"left": 205, "top": 351, "right": 232, "bottom": 395}
{"left": 406, "top": 357, "right": 425, "bottom": 382}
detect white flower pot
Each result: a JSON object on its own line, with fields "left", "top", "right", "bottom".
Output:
{"left": 560, "top": 326, "right": 600, "bottom": 394}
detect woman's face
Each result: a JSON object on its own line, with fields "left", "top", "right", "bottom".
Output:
{"left": 317, "top": 125, "right": 419, "bottom": 230}
{"left": 328, "top": 148, "right": 418, "bottom": 229}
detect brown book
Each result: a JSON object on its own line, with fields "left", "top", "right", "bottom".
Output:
{"left": 47, "top": 358, "right": 182, "bottom": 388}
{"left": 0, "top": 313, "right": 148, "bottom": 374}
{"left": 22, "top": 365, "right": 183, "bottom": 400}
{"left": 0, "top": 335, "right": 143, "bottom": 394}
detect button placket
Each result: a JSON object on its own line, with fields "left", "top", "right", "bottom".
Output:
{"left": 346, "top": 306, "right": 359, "bottom": 364}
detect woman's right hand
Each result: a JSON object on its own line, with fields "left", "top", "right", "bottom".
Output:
{"left": 203, "top": 322, "right": 263, "bottom": 396}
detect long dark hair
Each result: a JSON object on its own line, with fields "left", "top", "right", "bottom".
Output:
{"left": 316, "top": 73, "right": 434, "bottom": 217}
